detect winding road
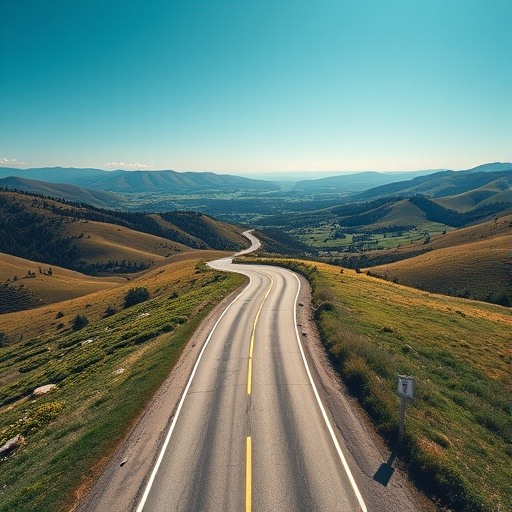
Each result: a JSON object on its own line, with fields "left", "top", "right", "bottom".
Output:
{"left": 134, "top": 232, "right": 366, "bottom": 511}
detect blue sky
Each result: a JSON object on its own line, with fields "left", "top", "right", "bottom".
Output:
{"left": 1, "top": 0, "right": 511, "bottom": 174}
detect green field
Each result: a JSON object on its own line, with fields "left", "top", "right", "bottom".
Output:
{"left": 291, "top": 222, "right": 448, "bottom": 254}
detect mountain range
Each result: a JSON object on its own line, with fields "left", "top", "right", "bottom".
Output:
{"left": 1, "top": 162, "right": 510, "bottom": 215}
{"left": 0, "top": 167, "right": 279, "bottom": 194}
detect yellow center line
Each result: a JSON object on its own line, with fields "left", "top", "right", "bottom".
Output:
{"left": 246, "top": 436, "right": 252, "bottom": 512}
{"left": 247, "top": 277, "right": 273, "bottom": 395}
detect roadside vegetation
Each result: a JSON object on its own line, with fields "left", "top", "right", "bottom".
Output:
{"left": 240, "top": 256, "right": 512, "bottom": 512}
{"left": 0, "top": 258, "right": 245, "bottom": 512}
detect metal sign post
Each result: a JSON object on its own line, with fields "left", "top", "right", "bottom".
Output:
{"left": 397, "top": 375, "right": 415, "bottom": 442}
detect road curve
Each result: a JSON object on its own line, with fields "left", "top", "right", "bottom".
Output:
{"left": 135, "top": 233, "right": 367, "bottom": 511}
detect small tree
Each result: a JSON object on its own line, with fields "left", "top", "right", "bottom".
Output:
{"left": 124, "top": 287, "right": 150, "bottom": 308}
{"left": 72, "top": 314, "right": 88, "bottom": 331}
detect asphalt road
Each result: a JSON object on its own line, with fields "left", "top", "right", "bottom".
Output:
{"left": 135, "top": 237, "right": 366, "bottom": 511}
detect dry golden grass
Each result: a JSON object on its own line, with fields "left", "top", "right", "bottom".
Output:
{"left": 0, "top": 252, "right": 123, "bottom": 306}
{"left": 66, "top": 219, "right": 189, "bottom": 264}
{"left": 426, "top": 214, "right": 512, "bottom": 250}
{"left": 365, "top": 214, "right": 512, "bottom": 303}
{"left": 0, "top": 250, "right": 228, "bottom": 343}
{"left": 369, "top": 240, "right": 510, "bottom": 301}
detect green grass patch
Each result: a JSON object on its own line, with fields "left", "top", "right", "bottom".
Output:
{"left": 290, "top": 222, "right": 447, "bottom": 254}
{"left": 0, "top": 263, "right": 245, "bottom": 512}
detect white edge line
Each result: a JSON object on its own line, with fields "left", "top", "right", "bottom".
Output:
{"left": 288, "top": 270, "right": 368, "bottom": 512}
{"left": 135, "top": 274, "right": 253, "bottom": 512}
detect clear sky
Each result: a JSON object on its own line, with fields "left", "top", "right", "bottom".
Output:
{"left": 1, "top": 0, "right": 511, "bottom": 174}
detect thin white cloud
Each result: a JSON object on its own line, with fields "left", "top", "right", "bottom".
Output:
{"left": 0, "top": 157, "right": 27, "bottom": 167}
{"left": 105, "top": 162, "right": 155, "bottom": 170}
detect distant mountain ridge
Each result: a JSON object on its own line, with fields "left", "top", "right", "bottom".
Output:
{"left": 0, "top": 167, "right": 279, "bottom": 193}
{"left": 0, "top": 163, "right": 510, "bottom": 223}
{"left": 352, "top": 167, "right": 512, "bottom": 201}
{"left": 1, "top": 162, "right": 509, "bottom": 196}
{"left": 0, "top": 176, "right": 124, "bottom": 208}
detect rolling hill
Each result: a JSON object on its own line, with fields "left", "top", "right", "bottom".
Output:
{"left": 365, "top": 215, "right": 512, "bottom": 305}
{"left": 352, "top": 166, "right": 512, "bottom": 202}
{"left": 0, "top": 189, "right": 311, "bottom": 287}
{"left": 0, "top": 177, "right": 125, "bottom": 209}
{"left": 435, "top": 174, "right": 512, "bottom": 212}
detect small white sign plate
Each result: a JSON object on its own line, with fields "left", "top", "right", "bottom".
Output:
{"left": 397, "top": 376, "right": 415, "bottom": 399}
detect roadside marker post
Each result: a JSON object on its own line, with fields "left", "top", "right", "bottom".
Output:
{"left": 397, "top": 375, "right": 415, "bottom": 442}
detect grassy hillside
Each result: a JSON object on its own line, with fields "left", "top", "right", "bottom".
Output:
{"left": 0, "top": 255, "right": 246, "bottom": 512}
{"left": 436, "top": 175, "right": 512, "bottom": 212}
{"left": 0, "top": 190, "right": 248, "bottom": 277}
{"left": 365, "top": 215, "right": 512, "bottom": 305}
{"left": 0, "top": 253, "right": 123, "bottom": 315}
{"left": 0, "top": 249, "right": 228, "bottom": 343}
{"left": 250, "top": 257, "right": 512, "bottom": 512}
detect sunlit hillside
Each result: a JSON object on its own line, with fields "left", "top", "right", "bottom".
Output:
{"left": 436, "top": 175, "right": 512, "bottom": 211}
{"left": 366, "top": 215, "right": 512, "bottom": 304}
{"left": 65, "top": 219, "right": 189, "bottom": 265}
{"left": 0, "top": 253, "right": 124, "bottom": 314}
